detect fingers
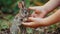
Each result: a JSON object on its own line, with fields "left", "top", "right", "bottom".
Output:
{"left": 31, "top": 12, "right": 37, "bottom": 17}
{"left": 28, "top": 17, "right": 40, "bottom": 22}
{"left": 22, "top": 22, "right": 34, "bottom": 27}
{"left": 24, "top": 17, "right": 37, "bottom": 22}
{"left": 28, "top": 17, "right": 43, "bottom": 22}
{"left": 28, "top": 17, "right": 36, "bottom": 21}
{"left": 29, "top": 6, "right": 40, "bottom": 10}
{"left": 29, "top": 7, "right": 40, "bottom": 12}
{"left": 29, "top": 7, "right": 36, "bottom": 10}
{"left": 22, "top": 22, "right": 38, "bottom": 28}
{"left": 22, "top": 17, "right": 43, "bottom": 28}
{"left": 31, "top": 10, "right": 41, "bottom": 17}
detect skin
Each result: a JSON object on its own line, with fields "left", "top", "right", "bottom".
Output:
{"left": 18, "top": 0, "right": 60, "bottom": 28}
{"left": 22, "top": 9, "right": 60, "bottom": 28}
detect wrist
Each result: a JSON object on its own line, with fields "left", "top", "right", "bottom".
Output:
{"left": 41, "top": 6, "right": 49, "bottom": 13}
{"left": 40, "top": 6, "right": 49, "bottom": 17}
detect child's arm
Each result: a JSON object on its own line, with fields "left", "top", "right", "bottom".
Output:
{"left": 22, "top": 9, "right": 60, "bottom": 28}
{"left": 42, "top": 9, "right": 60, "bottom": 26}
{"left": 42, "top": 0, "right": 60, "bottom": 13}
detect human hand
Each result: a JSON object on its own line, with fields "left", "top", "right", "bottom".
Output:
{"left": 28, "top": 6, "right": 47, "bottom": 18}
{"left": 22, "top": 17, "right": 44, "bottom": 28}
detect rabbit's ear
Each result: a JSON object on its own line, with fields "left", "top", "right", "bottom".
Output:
{"left": 18, "top": 2, "right": 23, "bottom": 8}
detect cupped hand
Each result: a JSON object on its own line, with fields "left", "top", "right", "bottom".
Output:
{"left": 22, "top": 17, "right": 44, "bottom": 28}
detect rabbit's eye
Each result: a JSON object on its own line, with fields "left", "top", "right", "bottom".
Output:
{"left": 25, "top": 11, "right": 27, "bottom": 14}
{"left": 20, "top": 18, "right": 23, "bottom": 21}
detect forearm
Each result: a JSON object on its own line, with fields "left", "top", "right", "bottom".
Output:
{"left": 40, "top": 9, "right": 60, "bottom": 26}
{"left": 42, "top": 0, "right": 60, "bottom": 13}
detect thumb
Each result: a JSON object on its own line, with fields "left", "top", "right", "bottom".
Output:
{"left": 28, "top": 17, "right": 37, "bottom": 22}
{"left": 29, "top": 7, "right": 37, "bottom": 11}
